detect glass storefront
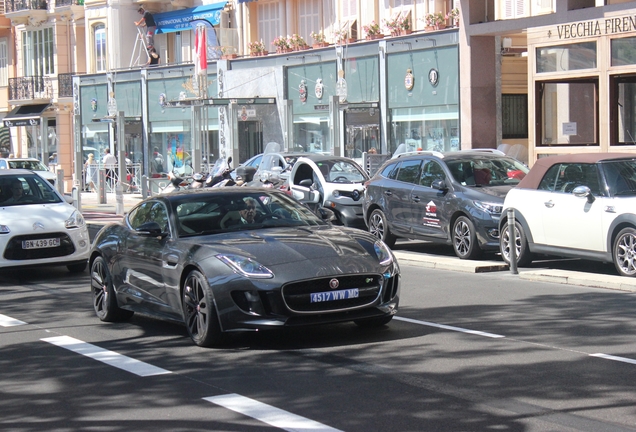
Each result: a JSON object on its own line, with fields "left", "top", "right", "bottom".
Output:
{"left": 287, "top": 61, "right": 337, "bottom": 153}
{"left": 387, "top": 45, "right": 459, "bottom": 154}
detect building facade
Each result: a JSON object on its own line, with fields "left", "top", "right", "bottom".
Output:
{"left": 4, "top": 0, "right": 636, "bottom": 193}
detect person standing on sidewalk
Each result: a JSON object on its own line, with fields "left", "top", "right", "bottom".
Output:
{"left": 102, "top": 148, "right": 118, "bottom": 190}
{"left": 84, "top": 153, "right": 97, "bottom": 192}
{"left": 135, "top": 7, "right": 157, "bottom": 49}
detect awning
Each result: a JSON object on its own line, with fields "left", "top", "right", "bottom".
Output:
{"left": 3, "top": 104, "right": 50, "bottom": 127}
{"left": 155, "top": 1, "right": 227, "bottom": 34}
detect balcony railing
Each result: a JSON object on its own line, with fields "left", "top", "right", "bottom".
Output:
{"left": 9, "top": 76, "right": 53, "bottom": 101}
{"left": 6, "top": 0, "right": 48, "bottom": 13}
{"left": 58, "top": 73, "right": 74, "bottom": 98}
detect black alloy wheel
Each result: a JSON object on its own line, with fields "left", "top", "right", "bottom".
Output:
{"left": 182, "top": 270, "right": 223, "bottom": 347}
{"left": 368, "top": 209, "right": 396, "bottom": 248}
{"left": 452, "top": 216, "right": 483, "bottom": 260}
{"left": 91, "top": 256, "right": 134, "bottom": 322}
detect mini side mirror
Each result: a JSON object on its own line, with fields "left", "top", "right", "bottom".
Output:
{"left": 573, "top": 185, "right": 595, "bottom": 203}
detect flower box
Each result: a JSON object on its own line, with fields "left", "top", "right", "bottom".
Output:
{"left": 312, "top": 42, "right": 329, "bottom": 48}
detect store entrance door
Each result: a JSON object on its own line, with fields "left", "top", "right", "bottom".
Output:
{"left": 238, "top": 120, "right": 263, "bottom": 164}
{"left": 344, "top": 109, "right": 380, "bottom": 159}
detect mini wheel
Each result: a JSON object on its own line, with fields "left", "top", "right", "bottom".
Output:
{"left": 613, "top": 227, "right": 636, "bottom": 277}
{"left": 500, "top": 220, "right": 532, "bottom": 267}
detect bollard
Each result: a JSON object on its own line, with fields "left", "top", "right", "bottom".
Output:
{"left": 141, "top": 175, "right": 149, "bottom": 199}
{"left": 507, "top": 208, "right": 518, "bottom": 275}
{"left": 99, "top": 169, "right": 107, "bottom": 204}
{"left": 115, "top": 185, "right": 124, "bottom": 215}
{"left": 56, "top": 169, "right": 64, "bottom": 195}
{"left": 72, "top": 186, "right": 81, "bottom": 210}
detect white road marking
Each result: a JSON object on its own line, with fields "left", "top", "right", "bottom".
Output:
{"left": 0, "top": 313, "right": 27, "bottom": 327}
{"left": 394, "top": 316, "right": 505, "bottom": 338}
{"left": 41, "top": 335, "right": 172, "bottom": 377}
{"left": 204, "top": 393, "right": 343, "bottom": 432}
{"left": 590, "top": 353, "right": 636, "bottom": 365}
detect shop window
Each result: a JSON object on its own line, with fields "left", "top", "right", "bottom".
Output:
{"left": 611, "top": 36, "right": 636, "bottom": 67}
{"left": 536, "top": 41, "right": 596, "bottom": 73}
{"left": 610, "top": 75, "right": 636, "bottom": 145}
{"left": 537, "top": 80, "right": 598, "bottom": 146}
{"left": 502, "top": 94, "right": 528, "bottom": 139}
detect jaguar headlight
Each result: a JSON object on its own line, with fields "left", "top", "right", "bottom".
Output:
{"left": 65, "top": 210, "right": 86, "bottom": 229}
{"left": 374, "top": 241, "right": 393, "bottom": 266}
{"left": 216, "top": 254, "right": 274, "bottom": 279}
{"left": 473, "top": 201, "right": 503, "bottom": 215}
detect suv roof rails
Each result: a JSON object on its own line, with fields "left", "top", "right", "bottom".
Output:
{"left": 394, "top": 150, "right": 445, "bottom": 159}
{"left": 463, "top": 148, "right": 506, "bottom": 156}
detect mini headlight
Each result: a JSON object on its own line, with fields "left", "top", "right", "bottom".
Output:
{"left": 333, "top": 190, "right": 340, "bottom": 197}
{"left": 216, "top": 254, "right": 274, "bottom": 279}
{"left": 65, "top": 211, "right": 86, "bottom": 229}
{"left": 374, "top": 241, "right": 393, "bottom": 266}
{"left": 473, "top": 201, "right": 503, "bottom": 215}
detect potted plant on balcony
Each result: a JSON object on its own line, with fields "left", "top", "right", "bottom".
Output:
{"left": 383, "top": 17, "right": 400, "bottom": 36}
{"left": 272, "top": 35, "right": 292, "bottom": 53}
{"left": 399, "top": 15, "right": 412, "bottom": 35}
{"left": 363, "top": 21, "right": 383, "bottom": 40}
{"left": 334, "top": 28, "right": 354, "bottom": 45}
{"left": 434, "top": 11, "right": 446, "bottom": 29}
{"left": 311, "top": 31, "right": 329, "bottom": 48}
{"left": 447, "top": 8, "right": 460, "bottom": 27}
{"left": 422, "top": 13, "right": 436, "bottom": 31}
{"left": 248, "top": 40, "right": 267, "bottom": 57}
{"left": 290, "top": 34, "right": 309, "bottom": 51}
{"left": 221, "top": 46, "right": 238, "bottom": 60}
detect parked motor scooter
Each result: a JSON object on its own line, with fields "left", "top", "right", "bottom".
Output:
{"left": 189, "top": 172, "right": 206, "bottom": 188}
{"left": 205, "top": 157, "right": 236, "bottom": 188}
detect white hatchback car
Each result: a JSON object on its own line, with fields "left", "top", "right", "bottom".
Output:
{"left": 0, "top": 170, "right": 89, "bottom": 272}
{"left": 499, "top": 153, "right": 636, "bottom": 277}
{"left": 0, "top": 157, "right": 57, "bottom": 186}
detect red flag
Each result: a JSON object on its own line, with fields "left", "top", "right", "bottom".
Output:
{"left": 195, "top": 26, "right": 207, "bottom": 75}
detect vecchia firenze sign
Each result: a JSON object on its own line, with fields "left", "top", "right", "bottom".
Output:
{"left": 556, "top": 15, "right": 636, "bottom": 39}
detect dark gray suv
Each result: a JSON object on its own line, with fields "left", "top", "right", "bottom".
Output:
{"left": 363, "top": 151, "right": 529, "bottom": 259}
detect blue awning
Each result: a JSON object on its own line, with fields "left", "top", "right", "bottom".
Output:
{"left": 155, "top": 1, "right": 227, "bottom": 34}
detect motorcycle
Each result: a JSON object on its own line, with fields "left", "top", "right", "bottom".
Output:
{"left": 205, "top": 157, "right": 237, "bottom": 188}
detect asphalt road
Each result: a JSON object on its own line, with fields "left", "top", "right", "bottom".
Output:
{"left": 3, "top": 259, "right": 636, "bottom": 431}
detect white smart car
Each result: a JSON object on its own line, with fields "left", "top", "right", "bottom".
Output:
{"left": 288, "top": 155, "right": 369, "bottom": 228}
{"left": 0, "top": 169, "right": 89, "bottom": 272}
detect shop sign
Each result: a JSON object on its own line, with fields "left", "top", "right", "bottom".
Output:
{"left": 405, "top": 69, "right": 414, "bottom": 91}
{"left": 314, "top": 104, "right": 329, "bottom": 111}
{"left": 315, "top": 79, "right": 324, "bottom": 99}
{"left": 3, "top": 118, "right": 40, "bottom": 127}
{"left": 428, "top": 68, "right": 439, "bottom": 87}
{"left": 299, "top": 80, "right": 307, "bottom": 103}
{"left": 554, "top": 15, "right": 636, "bottom": 40}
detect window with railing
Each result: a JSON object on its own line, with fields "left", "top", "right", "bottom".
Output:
{"left": 257, "top": 1, "right": 280, "bottom": 54}
{"left": 22, "top": 27, "right": 55, "bottom": 76}
{"left": 6, "top": 0, "right": 48, "bottom": 13}
{"left": 95, "top": 24, "right": 106, "bottom": 72}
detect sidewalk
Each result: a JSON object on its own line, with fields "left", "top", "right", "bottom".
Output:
{"left": 80, "top": 191, "right": 143, "bottom": 226}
